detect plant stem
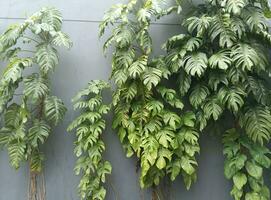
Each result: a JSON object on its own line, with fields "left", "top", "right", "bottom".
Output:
{"left": 28, "top": 98, "right": 46, "bottom": 200}
{"left": 29, "top": 170, "right": 37, "bottom": 200}
{"left": 23, "top": 36, "right": 39, "bottom": 43}
{"left": 28, "top": 169, "right": 46, "bottom": 200}
{"left": 152, "top": 186, "right": 162, "bottom": 200}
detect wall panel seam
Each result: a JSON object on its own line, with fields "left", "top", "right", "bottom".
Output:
{"left": 0, "top": 17, "right": 180, "bottom": 26}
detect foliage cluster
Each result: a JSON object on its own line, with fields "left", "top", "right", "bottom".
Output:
{"left": 0, "top": 6, "right": 71, "bottom": 173}
{"left": 68, "top": 80, "right": 112, "bottom": 200}
{"left": 100, "top": 0, "right": 271, "bottom": 199}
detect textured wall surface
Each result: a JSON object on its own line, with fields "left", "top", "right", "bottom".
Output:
{"left": 0, "top": 1, "right": 233, "bottom": 200}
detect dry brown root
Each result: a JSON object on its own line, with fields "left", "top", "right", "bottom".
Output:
{"left": 28, "top": 170, "right": 46, "bottom": 200}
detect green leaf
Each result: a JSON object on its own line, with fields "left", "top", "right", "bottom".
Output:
{"left": 189, "top": 85, "right": 210, "bottom": 109}
{"left": 4, "top": 103, "right": 23, "bottom": 127}
{"left": 184, "top": 37, "right": 202, "bottom": 52}
{"left": 208, "top": 71, "right": 229, "bottom": 91}
{"left": 163, "top": 112, "right": 181, "bottom": 129}
{"left": 99, "top": 4, "right": 127, "bottom": 36}
{"left": 93, "top": 187, "right": 106, "bottom": 200}
{"left": 232, "top": 43, "right": 260, "bottom": 71}
{"left": 98, "top": 161, "right": 112, "bottom": 183}
{"left": 179, "top": 70, "right": 191, "bottom": 96}
{"left": 203, "top": 97, "right": 223, "bottom": 121}
{"left": 183, "top": 52, "right": 208, "bottom": 77}
{"left": 179, "top": 128, "right": 199, "bottom": 146}
{"left": 209, "top": 14, "right": 236, "bottom": 48}
{"left": 183, "top": 172, "right": 197, "bottom": 190}
{"left": 143, "top": 67, "right": 162, "bottom": 90}
{"left": 233, "top": 173, "right": 247, "bottom": 190}
{"left": 245, "top": 192, "right": 261, "bottom": 200}
{"left": 112, "top": 70, "right": 128, "bottom": 86}
{"left": 218, "top": 86, "right": 246, "bottom": 113}
{"left": 240, "top": 106, "right": 271, "bottom": 144}
{"left": 245, "top": 161, "right": 263, "bottom": 179}
{"left": 128, "top": 55, "right": 147, "bottom": 78}
{"left": 196, "top": 110, "right": 208, "bottom": 131}
{"left": 182, "top": 112, "right": 196, "bottom": 127}
{"left": 36, "top": 44, "right": 59, "bottom": 74}
{"left": 231, "top": 16, "right": 246, "bottom": 38}
{"left": 112, "top": 49, "right": 135, "bottom": 69}
{"left": 157, "top": 86, "right": 183, "bottom": 109}
{"left": 137, "top": 29, "right": 152, "bottom": 54}
{"left": 8, "top": 139, "right": 26, "bottom": 169}
{"left": 156, "top": 156, "right": 166, "bottom": 169}
{"left": 28, "top": 120, "right": 51, "bottom": 147}
{"left": 170, "top": 160, "right": 181, "bottom": 181}
{"left": 209, "top": 50, "right": 231, "bottom": 70}
{"left": 157, "top": 86, "right": 176, "bottom": 101}
{"left": 32, "top": 23, "right": 54, "bottom": 34}
{"left": 225, "top": 0, "right": 247, "bottom": 15}
{"left": 44, "top": 96, "right": 67, "bottom": 125}
{"left": 228, "top": 66, "right": 246, "bottom": 84}
{"left": 184, "top": 15, "right": 213, "bottom": 36}
{"left": 0, "top": 128, "right": 11, "bottom": 147}
{"left": 224, "top": 154, "right": 247, "bottom": 179}
{"left": 24, "top": 74, "right": 49, "bottom": 101}
{"left": 230, "top": 185, "right": 243, "bottom": 200}
{"left": 156, "top": 128, "right": 174, "bottom": 148}
{"left": 180, "top": 156, "right": 197, "bottom": 175}
{"left": 163, "top": 34, "right": 189, "bottom": 50}
{"left": 164, "top": 51, "right": 182, "bottom": 72}
{"left": 113, "top": 25, "right": 135, "bottom": 49}
{"left": 137, "top": 8, "right": 151, "bottom": 23}
{"left": 242, "top": 6, "right": 267, "bottom": 31}
{"left": 2, "top": 57, "right": 32, "bottom": 83}
{"left": 41, "top": 7, "right": 63, "bottom": 31}
{"left": 0, "top": 24, "right": 24, "bottom": 47}
{"left": 245, "top": 76, "right": 270, "bottom": 105}
{"left": 51, "top": 31, "right": 73, "bottom": 48}
{"left": 249, "top": 144, "right": 271, "bottom": 168}
{"left": 29, "top": 150, "right": 44, "bottom": 172}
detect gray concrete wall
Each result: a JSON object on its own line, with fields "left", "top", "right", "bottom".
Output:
{"left": 0, "top": 1, "right": 233, "bottom": 200}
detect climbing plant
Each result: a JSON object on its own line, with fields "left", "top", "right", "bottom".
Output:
{"left": 101, "top": 0, "right": 271, "bottom": 198}
{"left": 100, "top": 0, "right": 201, "bottom": 192}
{"left": 162, "top": 0, "right": 271, "bottom": 199}
{"left": 68, "top": 80, "right": 112, "bottom": 200}
{"left": 0, "top": 7, "right": 72, "bottom": 200}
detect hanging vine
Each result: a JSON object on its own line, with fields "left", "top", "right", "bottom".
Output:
{"left": 67, "top": 80, "right": 112, "bottom": 200}
{"left": 0, "top": 7, "right": 72, "bottom": 200}
{"left": 100, "top": 0, "right": 201, "bottom": 192}
{"left": 100, "top": 0, "right": 271, "bottom": 198}
{"left": 162, "top": 0, "right": 271, "bottom": 199}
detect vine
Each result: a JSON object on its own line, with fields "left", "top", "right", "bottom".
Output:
{"left": 0, "top": 7, "right": 72, "bottom": 200}
{"left": 101, "top": 0, "right": 271, "bottom": 198}
{"left": 162, "top": 0, "right": 271, "bottom": 199}
{"left": 68, "top": 80, "right": 112, "bottom": 200}
{"left": 223, "top": 129, "right": 270, "bottom": 199}
{"left": 0, "top": 0, "right": 269, "bottom": 199}
{"left": 100, "top": 0, "right": 200, "bottom": 192}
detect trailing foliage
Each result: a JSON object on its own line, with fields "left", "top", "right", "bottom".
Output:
{"left": 0, "top": 7, "right": 71, "bottom": 173}
{"left": 162, "top": 0, "right": 271, "bottom": 198}
{"left": 223, "top": 129, "right": 271, "bottom": 200}
{"left": 100, "top": 0, "right": 201, "bottom": 190}
{"left": 68, "top": 80, "right": 112, "bottom": 200}
{"left": 100, "top": 0, "right": 271, "bottom": 197}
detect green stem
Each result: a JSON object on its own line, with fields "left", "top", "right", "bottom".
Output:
{"left": 23, "top": 36, "right": 39, "bottom": 43}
